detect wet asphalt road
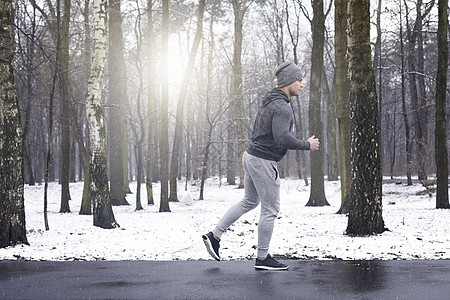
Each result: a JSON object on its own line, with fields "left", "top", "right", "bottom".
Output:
{"left": 1, "top": 259, "right": 449, "bottom": 299}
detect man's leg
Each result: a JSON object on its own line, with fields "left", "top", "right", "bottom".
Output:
{"left": 212, "top": 152, "right": 259, "bottom": 239}
{"left": 245, "top": 157, "right": 280, "bottom": 259}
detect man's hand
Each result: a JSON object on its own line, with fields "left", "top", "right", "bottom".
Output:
{"left": 308, "top": 135, "right": 320, "bottom": 151}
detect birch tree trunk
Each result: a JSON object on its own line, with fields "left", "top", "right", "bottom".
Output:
{"left": 346, "top": 0, "right": 385, "bottom": 235}
{"left": 86, "top": 0, "right": 118, "bottom": 228}
{"left": 435, "top": 0, "right": 449, "bottom": 209}
{"left": 0, "top": 0, "right": 29, "bottom": 247}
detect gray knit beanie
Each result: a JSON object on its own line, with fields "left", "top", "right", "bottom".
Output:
{"left": 274, "top": 60, "right": 303, "bottom": 88}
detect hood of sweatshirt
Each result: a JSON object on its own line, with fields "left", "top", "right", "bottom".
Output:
{"left": 261, "top": 88, "right": 290, "bottom": 108}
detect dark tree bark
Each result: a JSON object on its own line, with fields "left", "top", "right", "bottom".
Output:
{"left": 335, "top": 0, "right": 351, "bottom": 214}
{"left": 159, "top": 0, "right": 171, "bottom": 212}
{"left": 306, "top": 0, "right": 329, "bottom": 207}
{"left": 285, "top": 0, "right": 308, "bottom": 186}
{"left": 399, "top": 1, "right": 413, "bottom": 186}
{"left": 324, "top": 70, "right": 338, "bottom": 181}
{"left": 108, "top": 0, "right": 129, "bottom": 206}
{"left": 146, "top": 0, "right": 155, "bottom": 206}
{"left": 346, "top": 0, "right": 386, "bottom": 235}
{"left": 373, "top": 0, "right": 383, "bottom": 167}
{"left": 59, "top": 0, "right": 71, "bottom": 213}
{"left": 435, "top": 0, "right": 449, "bottom": 209}
{"left": 231, "top": 0, "right": 247, "bottom": 189}
{"left": 414, "top": 0, "right": 435, "bottom": 182}
{"left": 0, "top": 0, "right": 29, "bottom": 248}
{"left": 21, "top": 15, "right": 37, "bottom": 186}
{"left": 79, "top": 0, "right": 92, "bottom": 215}
{"left": 404, "top": 0, "right": 435, "bottom": 181}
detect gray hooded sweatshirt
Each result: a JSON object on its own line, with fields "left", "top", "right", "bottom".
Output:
{"left": 246, "top": 88, "right": 310, "bottom": 162}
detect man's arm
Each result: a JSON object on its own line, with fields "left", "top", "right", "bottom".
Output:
{"left": 272, "top": 107, "right": 311, "bottom": 150}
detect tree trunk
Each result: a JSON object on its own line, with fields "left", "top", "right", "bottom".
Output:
{"left": 59, "top": 0, "right": 71, "bottom": 213}
{"left": 79, "top": 0, "right": 92, "bottom": 215}
{"left": 399, "top": 2, "right": 413, "bottom": 186}
{"left": 232, "top": 0, "right": 246, "bottom": 189}
{"left": 415, "top": 0, "right": 432, "bottom": 181}
{"left": 324, "top": 70, "right": 338, "bottom": 181}
{"left": 374, "top": 0, "right": 383, "bottom": 168}
{"left": 86, "top": 0, "right": 118, "bottom": 228}
{"left": 108, "top": 0, "right": 129, "bottom": 206}
{"left": 135, "top": 143, "right": 144, "bottom": 211}
{"left": 435, "top": 0, "right": 449, "bottom": 209}
{"left": 43, "top": 0, "right": 63, "bottom": 231}
{"left": 146, "top": 0, "right": 155, "bottom": 206}
{"left": 200, "top": 7, "right": 216, "bottom": 200}
{"left": 307, "top": 0, "right": 329, "bottom": 207}
{"left": 335, "top": 0, "right": 351, "bottom": 214}
{"left": 404, "top": 0, "right": 434, "bottom": 181}
{"left": 285, "top": 1, "right": 307, "bottom": 185}
{"left": 79, "top": 154, "right": 91, "bottom": 215}
{"left": 226, "top": 108, "right": 236, "bottom": 185}
{"left": 23, "top": 33, "right": 35, "bottom": 186}
{"left": 346, "top": 0, "right": 385, "bottom": 235}
{"left": 159, "top": 0, "right": 171, "bottom": 212}
{"left": 0, "top": 0, "right": 29, "bottom": 248}
{"left": 169, "top": 0, "right": 206, "bottom": 202}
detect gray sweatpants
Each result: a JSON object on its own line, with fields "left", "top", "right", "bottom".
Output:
{"left": 212, "top": 151, "right": 280, "bottom": 258}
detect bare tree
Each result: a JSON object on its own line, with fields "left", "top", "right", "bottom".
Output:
{"left": 435, "top": 0, "right": 448, "bottom": 209}
{"left": 346, "top": 0, "right": 385, "bottom": 235}
{"left": 59, "top": 0, "right": 71, "bottom": 213}
{"left": 399, "top": 0, "right": 413, "bottom": 186}
{"left": 0, "top": 0, "right": 29, "bottom": 248}
{"left": 86, "top": 0, "right": 119, "bottom": 228}
{"left": 199, "top": 2, "right": 229, "bottom": 199}
{"left": 108, "top": 0, "right": 130, "bottom": 206}
{"left": 160, "top": 0, "right": 171, "bottom": 212}
{"left": 285, "top": 0, "right": 309, "bottom": 186}
{"left": 306, "top": 0, "right": 330, "bottom": 207}
{"left": 79, "top": 0, "right": 92, "bottom": 215}
{"left": 335, "top": 0, "right": 351, "bottom": 214}
{"left": 146, "top": 0, "right": 156, "bottom": 206}
{"left": 169, "top": 0, "right": 206, "bottom": 202}
{"left": 231, "top": 0, "right": 251, "bottom": 188}
{"left": 404, "top": 0, "right": 435, "bottom": 181}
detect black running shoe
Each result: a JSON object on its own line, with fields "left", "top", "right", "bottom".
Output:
{"left": 254, "top": 254, "right": 289, "bottom": 270}
{"left": 202, "top": 232, "right": 220, "bottom": 261}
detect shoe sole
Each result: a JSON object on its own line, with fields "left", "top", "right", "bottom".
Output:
{"left": 202, "top": 235, "right": 220, "bottom": 261}
{"left": 254, "top": 265, "right": 289, "bottom": 271}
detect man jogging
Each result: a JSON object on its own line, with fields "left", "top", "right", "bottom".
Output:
{"left": 203, "top": 60, "right": 320, "bottom": 270}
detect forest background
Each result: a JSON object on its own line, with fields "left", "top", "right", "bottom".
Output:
{"left": 0, "top": 0, "right": 449, "bottom": 249}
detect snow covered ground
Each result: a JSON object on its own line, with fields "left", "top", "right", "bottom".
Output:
{"left": 1, "top": 177, "right": 449, "bottom": 261}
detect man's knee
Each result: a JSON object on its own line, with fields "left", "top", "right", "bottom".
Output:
{"left": 241, "top": 198, "right": 259, "bottom": 211}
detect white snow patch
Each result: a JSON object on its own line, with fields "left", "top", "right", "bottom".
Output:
{"left": 1, "top": 177, "right": 449, "bottom": 261}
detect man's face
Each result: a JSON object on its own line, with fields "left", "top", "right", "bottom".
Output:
{"left": 288, "top": 78, "right": 304, "bottom": 97}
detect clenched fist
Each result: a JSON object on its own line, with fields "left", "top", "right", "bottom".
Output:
{"left": 308, "top": 135, "right": 320, "bottom": 151}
